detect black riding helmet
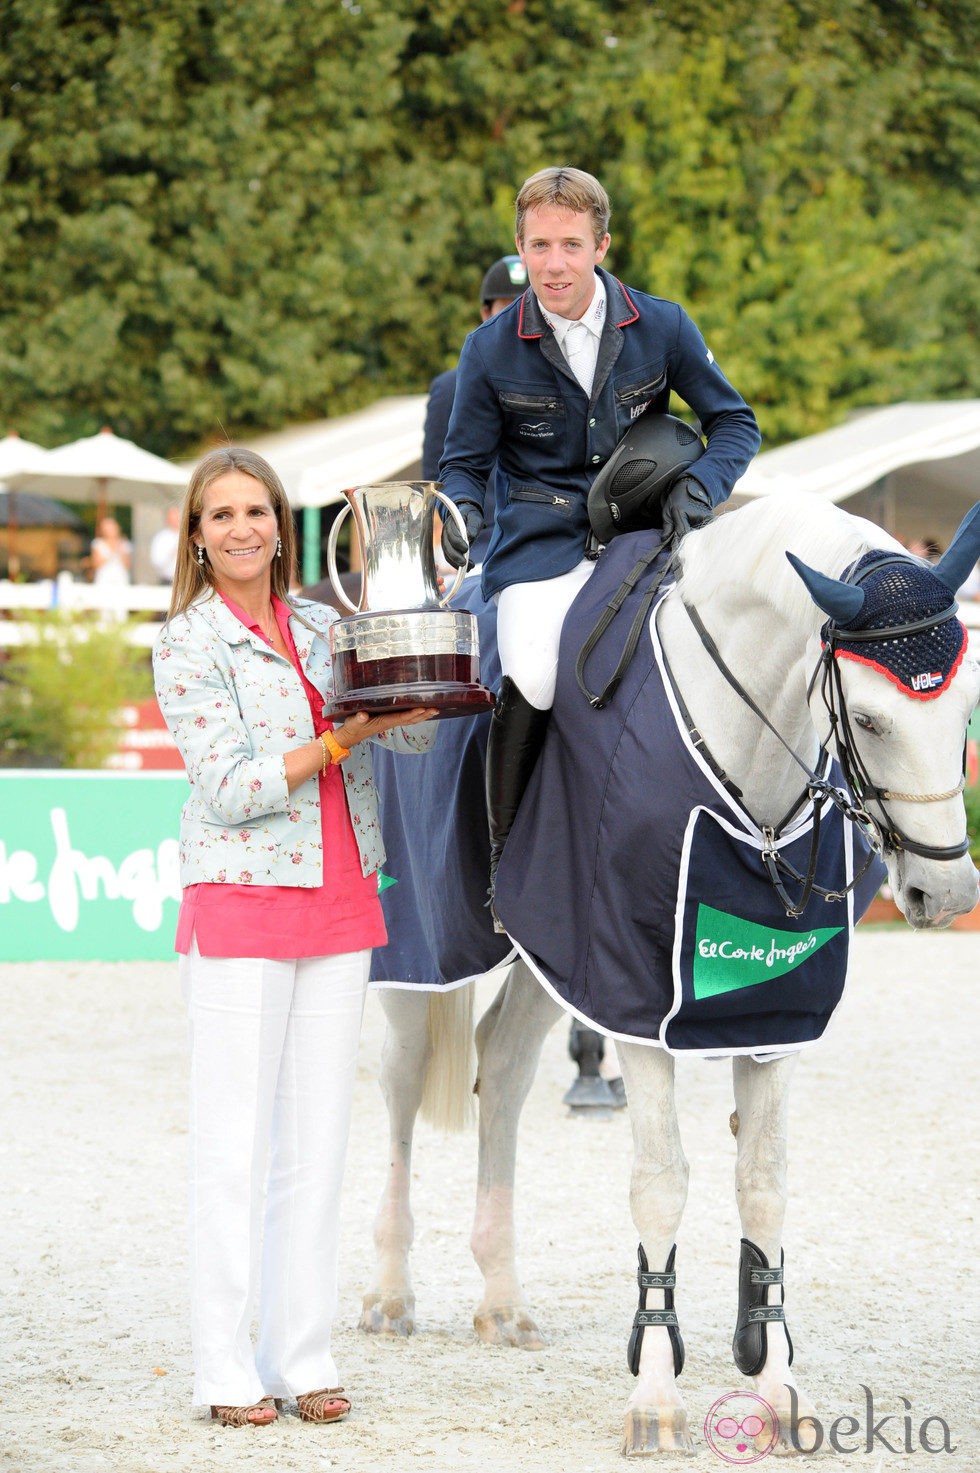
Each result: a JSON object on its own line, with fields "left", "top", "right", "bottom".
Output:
{"left": 587, "top": 411, "right": 705, "bottom": 543}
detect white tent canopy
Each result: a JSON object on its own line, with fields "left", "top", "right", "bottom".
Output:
{"left": 239, "top": 396, "right": 428, "bottom": 508}
{"left": 730, "top": 400, "right": 980, "bottom": 546}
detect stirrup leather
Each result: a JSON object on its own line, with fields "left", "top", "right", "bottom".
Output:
{"left": 732, "top": 1236, "right": 794, "bottom": 1376}
{"left": 627, "top": 1243, "right": 684, "bottom": 1377}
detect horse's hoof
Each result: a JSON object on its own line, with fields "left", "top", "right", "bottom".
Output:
{"left": 563, "top": 1075, "right": 627, "bottom": 1112}
{"left": 622, "top": 1406, "right": 694, "bottom": 1455}
{"left": 473, "top": 1306, "right": 546, "bottom": 1349}
{"left": 770, "top": 1414, "right": 821, "bottom": 1455}
{"left": 758, "top": 1382, "right": 820, "bottom": 1454}
{"left": 358, "top": 1293, "right": 415, "bottom": 1337}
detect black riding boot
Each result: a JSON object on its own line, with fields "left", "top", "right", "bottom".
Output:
{"left": 732, "top": 1237, "right": 793, "bottom": 1376}
{"left": 486, "top": 676, "right": 551, "bottom": 931}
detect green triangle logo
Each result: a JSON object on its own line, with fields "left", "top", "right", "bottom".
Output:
{"left": 692, "top": 903, "right": 843, "bottom": 999}
{"left": 378, "top": 871, "right": 397, "bottom": 893}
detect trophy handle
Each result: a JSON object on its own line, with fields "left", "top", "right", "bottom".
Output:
{"left": 326, "top": 502, "right": 362, "bottom": 613}
{"left": 434, "top": 491, "right": 469, "bottom": 606}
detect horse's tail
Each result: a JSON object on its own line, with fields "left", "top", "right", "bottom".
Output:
{"left": 419, "top": 984, "right": 476, "bottom": 1133}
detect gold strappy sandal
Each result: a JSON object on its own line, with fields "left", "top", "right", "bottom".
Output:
{"left": 296, "top": 1387, "right": 351, "bottom": 1423}
{"left": 210, "top": 1397, "right": 278, "bottom": 1427}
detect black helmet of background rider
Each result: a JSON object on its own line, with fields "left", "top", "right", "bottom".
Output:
{"left": 479, "top": 255, "right": 528, "bottom": 319}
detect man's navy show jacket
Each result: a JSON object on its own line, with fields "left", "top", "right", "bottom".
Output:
{"left": 438, "top": 267, "right": 761, "bottom": 600}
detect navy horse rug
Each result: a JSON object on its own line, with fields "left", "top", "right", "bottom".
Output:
{"left": 495, "top": 534, "right": 884, "bottom": 1057}
{"left": 370, "top": 570, "right": 513, "bottom": 989}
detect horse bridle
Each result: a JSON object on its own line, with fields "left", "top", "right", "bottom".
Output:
{"left": 811, "top": 551, "right": 969, "bottom": 863}
{"left": 679, "top": 554, "right": 970, "bottom": 917}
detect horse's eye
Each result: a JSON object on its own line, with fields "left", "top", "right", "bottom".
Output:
{"left": 853, "top": 712, "right": 879, "bottom": 734}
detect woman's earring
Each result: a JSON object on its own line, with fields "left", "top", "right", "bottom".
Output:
{"left": 275, "top": 536, "right": 282, "bottom": 558}
{"left": 195, "top": 544, "right": 205, "bottom": 566}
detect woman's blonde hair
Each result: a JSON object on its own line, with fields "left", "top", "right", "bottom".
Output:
{"left": 167, "top": 446, "right": 297, "bottom": 621}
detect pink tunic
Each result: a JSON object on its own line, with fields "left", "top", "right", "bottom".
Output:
{"left": 175, "top": 593, "right": 386, "bottom": 959}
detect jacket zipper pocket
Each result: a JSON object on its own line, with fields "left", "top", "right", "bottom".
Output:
{"left": 615, "top": 371, "right": 667, "bottom": 405}
{"left": 499, "top": 391, "right": 563, "bottom": 413}
{"left": 511, "top": 487, "right": 574, "bottom": 508}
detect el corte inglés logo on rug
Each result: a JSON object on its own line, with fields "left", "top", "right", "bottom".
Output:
{"left": 693, "top": 904, "right": 843, "bottom": 999}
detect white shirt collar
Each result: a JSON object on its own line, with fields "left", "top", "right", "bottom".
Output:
{"left": 538, "top": 273, "right": 607, "bottom": 343}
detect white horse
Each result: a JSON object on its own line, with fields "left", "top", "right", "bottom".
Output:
{"left": 362, "top": 493, "right": 980, "bottom": 1455}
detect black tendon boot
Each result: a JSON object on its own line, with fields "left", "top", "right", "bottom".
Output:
{"left": 732, "top": 1237, "right": 794, "bottom": 1377}
{"left": 627, "top": 1244, "right": 684, "bottom": 1377}
{"left": 485, "top": 676, "right": 551, "bottom": 931}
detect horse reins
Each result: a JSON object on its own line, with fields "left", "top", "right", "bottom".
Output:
{"left": 679, "top": 600, "right": 883, "bottom": 918}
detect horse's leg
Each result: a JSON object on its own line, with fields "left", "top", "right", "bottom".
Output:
{"left": 731, "top": 1053, "right": 819, "bottom": 1452}
{"left": 359, "top": 986, "right": 432, "bottom": 1335}
{"left": 617, "top": 1042, "right": 694, "bottom": 1455}
{"left": 471, "top": 958, "right": 562, "bottom": 1347}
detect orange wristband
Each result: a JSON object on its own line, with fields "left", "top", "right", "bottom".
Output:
{"left": 320, "top": 729, "right": 350, "bottom": 767}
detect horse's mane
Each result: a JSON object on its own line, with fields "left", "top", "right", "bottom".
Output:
{"left": 675, "top": 492, "right": 901, "bottom": 624}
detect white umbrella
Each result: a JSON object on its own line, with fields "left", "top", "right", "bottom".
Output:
{"left": 6, "top": 426, "right": 188, "bottom": 523}
{"left": 0, "top": 432, "right": 53, "bottom": 481}
{"left": 0, "top": 433, "right": 54, "bottom": 579}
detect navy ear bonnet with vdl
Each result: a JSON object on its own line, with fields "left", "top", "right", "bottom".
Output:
{"left": 827, "top": 553, "right": 966, "bottom": 697}
{"left": 787, "top": 502, "right": 980, "bottom": 701}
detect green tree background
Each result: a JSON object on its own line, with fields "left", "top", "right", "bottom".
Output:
{"left": 0, "top": 0, "right": 975, "bottom": 457}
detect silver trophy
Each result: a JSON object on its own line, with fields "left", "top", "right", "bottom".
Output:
{"left": 322, "top": 482, "right": 495, "bottom": 720}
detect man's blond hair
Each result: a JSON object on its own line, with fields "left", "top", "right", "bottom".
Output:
{"left": 515, "top": 167, "right": 611, "bottom": 247}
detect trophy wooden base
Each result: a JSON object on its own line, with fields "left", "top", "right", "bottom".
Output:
{"left": 325, "top": 611, "right": 495, "bottom": 722}
{"left": 323, "top": 679, "right": 494, "bottom": 721}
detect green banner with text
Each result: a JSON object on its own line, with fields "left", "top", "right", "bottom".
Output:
{"left": 0, "top": 772, "right": 185, "bottom": 960}
{"left": 693, "top": 903, "right": 843, "bottom": 1000}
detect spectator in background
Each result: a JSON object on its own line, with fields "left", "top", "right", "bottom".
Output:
{"left": 90, "top": 515, "right": 131, "bottom": 586}
{"left": 149, "top": 504, "right": 181, "bottom": 584}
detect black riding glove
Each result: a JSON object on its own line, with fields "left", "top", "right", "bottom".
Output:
{"left": 441, "top": 501, "right": 484, "bottom": 569}
{"left": 662, "top": 475, "right": 714, "bottom": 541}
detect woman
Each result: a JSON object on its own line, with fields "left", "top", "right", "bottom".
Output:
{"left": 153, "top": 447, "right": 436, "bottom": 1429}
{"left": 90, "top": 515, "right": 132, "bottom": 584}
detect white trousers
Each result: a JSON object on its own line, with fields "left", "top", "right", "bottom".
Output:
{"left": 495, "top": 559, "right": 596, "bottom": 709}
{"left": 179, "top": 942, "right": 369, "bottom": 1408}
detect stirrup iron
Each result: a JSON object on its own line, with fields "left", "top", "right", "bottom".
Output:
{"left": 627, "top": 1243, "right": 684, "bottom": 1377}
{"left": 732, "top": 1236, "right": 794, "bottom": 1376}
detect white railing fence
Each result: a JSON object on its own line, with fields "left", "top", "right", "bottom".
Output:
{"left": 0, "top": 576, "right": 171, "bottom": 647}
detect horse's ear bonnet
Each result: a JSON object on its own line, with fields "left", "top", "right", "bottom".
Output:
{"left": 587, "top": 412, "right": 705, "bottom": 543}
{"left": 788, "top": 547, "right": 970, "bottom": 700}
{"left": 827, "top": 554, "right": 967, "bottom": 697}
{"left": 789, "top": 501, "right": 980, "bottom": 699}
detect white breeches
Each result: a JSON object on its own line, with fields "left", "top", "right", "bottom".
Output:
{"left": 495, "top": 559, "right": 596, "bottom": 710}
{"left": 180, "top": 942, "right": 369, "bottom": 1408}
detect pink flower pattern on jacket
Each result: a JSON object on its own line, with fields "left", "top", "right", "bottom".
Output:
{"left": 152, "top": 592, "right": 435, "bottom": 888}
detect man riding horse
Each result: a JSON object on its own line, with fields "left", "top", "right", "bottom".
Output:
{"left": 436, "top": 165, "right": 761, "bottom": 926}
